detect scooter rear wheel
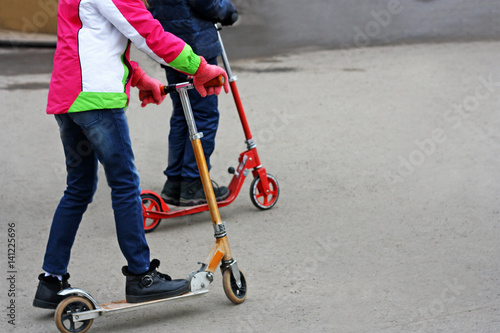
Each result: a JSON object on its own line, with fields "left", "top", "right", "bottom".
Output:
{"left": 250, "top": 173, "right": 279, "bottom": 210}
{"left": 141, "top": 193, "right": 162, "bottom": 233}
{"left": 55, "top": 296, "right": 94, "bottom": 333}
{"left": 222, "top": 268, "right": 247, "bottom": 304}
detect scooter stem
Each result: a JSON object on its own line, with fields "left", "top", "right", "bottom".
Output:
{"left": 215, "top": 26, "right": 235, "bottom": 82}
{"left": 216, "top": 25, "right": 255, "bottom": 145}
{"left": 192, "top": 139, "right": 221, "bottom": 224}
{"left": 177, "top": 84, "right": 236, "bottom": 268}
{"left": 177, "top": 85, "right": 221, "bottom": 226}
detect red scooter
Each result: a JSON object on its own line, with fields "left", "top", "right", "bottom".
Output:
{"left": 140, "top": 26, "right": 280, "bottom": 232}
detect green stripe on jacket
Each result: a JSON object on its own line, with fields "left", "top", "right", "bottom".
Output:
{"left": 168, "top": 44, "right": 201, "bottom": 75}
{"left": 68, "top": 92, "right": 128, "bottom": 113}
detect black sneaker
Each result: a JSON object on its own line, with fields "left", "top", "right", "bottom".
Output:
{"left": 123, "top": 259, "right": 190, "bottom": 303}
{"left": 33, "top": 273, "right": 70, "bottom": 309}
{"left": 161, "top": 180, "right": 181, "bottom": 206}
{"left": 179, "top": 178, "right": 229, "bottom": 206}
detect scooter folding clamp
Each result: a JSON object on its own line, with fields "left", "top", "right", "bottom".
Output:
{"left": 213, "top": 222, "right": 227, "bottom": 238}
{"left": 245, "top": 138, "right": 256, "bottom": 150}
{"left": 187, "top": 263, "right": 213, "bottom": 292}
{"left": 189, "top": 271, "right": 213, "bottom": 292}
{"left": 190, "top": 132, "right": 204, "bottom": 140}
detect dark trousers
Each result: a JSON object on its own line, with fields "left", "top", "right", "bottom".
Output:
{"left": 164, "top": 57, "right": 220, "bottom": 181}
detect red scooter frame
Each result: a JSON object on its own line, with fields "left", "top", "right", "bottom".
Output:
{"left": 141, "top": 26, "right": 279, "bottom": 232}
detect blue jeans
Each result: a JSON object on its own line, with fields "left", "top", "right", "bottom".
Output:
{"left": 164, "top": 57, "right": 220, "bottom": 181}
{"left": 43, "top": 109, "right": 150, "bottom": 275}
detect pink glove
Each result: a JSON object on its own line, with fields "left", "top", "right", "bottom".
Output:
{"left": 193, "top": 57, "right": 230, "bottom": 98}
{"left": 131, "top": 66, "right": 166, "bottom": 108}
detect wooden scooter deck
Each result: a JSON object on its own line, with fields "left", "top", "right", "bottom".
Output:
{"left": 58, "top": 289, "right": 209, "bottom": 322}
{"left": 99, "top": 290, "right": 206, "bottom": 311}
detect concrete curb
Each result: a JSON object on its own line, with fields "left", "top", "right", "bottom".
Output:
{"left": 0, "top": 29, "right": 56, "bottom": 48}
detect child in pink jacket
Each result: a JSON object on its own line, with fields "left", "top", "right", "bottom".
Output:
{"left": 33, "top": 0, "right": 229, "bottom": 309}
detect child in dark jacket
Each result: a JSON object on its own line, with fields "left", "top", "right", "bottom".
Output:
{"left": 148, "top": 0, "right": 238, "bottom": 206}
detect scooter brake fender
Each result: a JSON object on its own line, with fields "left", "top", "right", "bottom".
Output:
{"left": 58, "top": 288, "right": 101, "bottom": 309}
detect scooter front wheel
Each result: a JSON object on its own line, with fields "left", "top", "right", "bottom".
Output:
{"left": 250, "top": 173, "right": 279, "bottom": 210}
{"left": 222, "top": 268, "right": 247, "bottom": 304}
{"left": 141, "top": 193, "right": 162, "bottom": 233}
{"left": 55, "top": 296, "right": 94, "bottom": 333}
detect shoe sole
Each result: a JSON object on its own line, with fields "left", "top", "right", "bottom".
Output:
{"left": 160, "top": 194, "right": 180, "bottom": 206}
{"left": 33, "top": 298, "right": 58, "bottom": 309}
{"left": 179, "top": 192, "right": 230, "bottom": 206}
{"left": 179, "top": 190, "right": 230, "bottom": 207}
{"left": 179, "top": 198, "right": 206, "bottom": 206}
{"left": 126, "top": 284, "right": 190, "bottom": 303}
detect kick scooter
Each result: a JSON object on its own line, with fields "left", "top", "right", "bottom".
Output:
{"left": 141, "top": 25, "right": 279, "bottom": 232}
{"left": 53, "top": 76, "right": 247, "bottom": 333}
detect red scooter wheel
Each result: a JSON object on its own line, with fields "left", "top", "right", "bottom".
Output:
{"left": 141, "top": 193, "right": 162, "bottom": 233}
{"left": 249, "top": 173, "right": 279, "bottom": 210}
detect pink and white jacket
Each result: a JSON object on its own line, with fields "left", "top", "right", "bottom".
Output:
{"left": 47, "top": 0, "right": 201, "bottom": 114}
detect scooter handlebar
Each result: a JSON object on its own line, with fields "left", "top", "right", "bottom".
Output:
{"left": 139, "top": 74, "right": 225, "bottom": 102}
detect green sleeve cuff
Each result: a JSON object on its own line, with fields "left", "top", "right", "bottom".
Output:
{"left": 168, "top": 44, "right": 201, "bottom": 75}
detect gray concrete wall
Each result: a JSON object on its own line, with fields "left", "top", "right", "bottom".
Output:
{"left": 222, "top": 0, "right": 500, "bottom": 59}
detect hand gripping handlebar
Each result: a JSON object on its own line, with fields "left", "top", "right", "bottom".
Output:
{"left": 139, "top": 74, "right": 225, "bottom": 101}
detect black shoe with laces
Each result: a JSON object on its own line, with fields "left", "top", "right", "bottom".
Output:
{"left": 33, "top": 273, "right": 71, "bottom": 309}
{"left": 123, "top": 259, "right": 190, "bottom": 303}
{"left": 179, "top": 178, "right": 229, "bottom": 206}
{"left": 160, "top": 180, "right": 181, "bottom": 206}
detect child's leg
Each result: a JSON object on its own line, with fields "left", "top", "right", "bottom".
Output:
{"left": 42, "top": 114, "right": 99, "bottom": 275}
{"left": 78, "top": 109, "right": 151, "bottom": 275}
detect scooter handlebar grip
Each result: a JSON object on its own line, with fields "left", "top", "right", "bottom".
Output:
{"left": 138, "top": 75, "right": 224, "bottom": 101}
{"left": 203, "top": 74, "right": 225, "bottom": 87}
{"left": 139, "top": 85, "right": 166, "bottom": 102}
